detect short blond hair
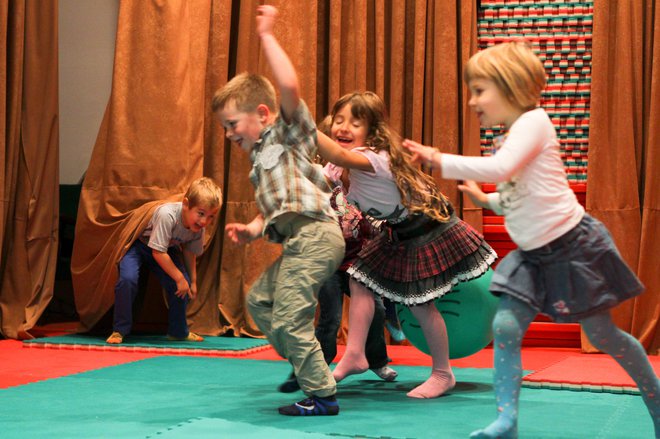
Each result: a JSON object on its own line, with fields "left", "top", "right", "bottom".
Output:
{"left": 465, "top": 41, "right": 546, "bottom": 111}
{"left": 211, "top": 72, "right": 277, "bottom": 113}
{"left": 185, "top": 177, "right": 222, "bottom": 210}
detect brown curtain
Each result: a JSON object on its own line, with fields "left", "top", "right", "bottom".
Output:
{"left": 70, "top": 0, "right": 481, "bottom": 338}
{"left": 0, "top": 1, "right": 59, "bottom": 340}
{"left": 197, "top": 0, "right": 327, "bottom": 337}
{"left": 72, "top": 0, "right": 214, "bottom": 333}
{"left": 320, "top": 0, "right": 479, "bottom": 222}
{"left": 583, "top": 0, "right": 659, "bottom": 354}
{"left": 194, "top": 0, "right": 284, "bottom": 337}
{"left": 2, "top": 1, "right": 655, "bottom": 347}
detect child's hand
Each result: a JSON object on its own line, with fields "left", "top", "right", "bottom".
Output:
{"left": 225, "top": 222, "right": 258, "bottom": 245}
{"left": 174, "top": 277, "right": 191, "bottom": 299}
{"left": 256, "top": 5, "right": 278, "bottom": 36}
{"left": 402, "top": 139, "right": 440, "bottom": 168}
{"left": 457, "top": 180, "right": 489, "bottom": 208}
{"left": 189, "top": 283, "right": 198, "bottom": 300}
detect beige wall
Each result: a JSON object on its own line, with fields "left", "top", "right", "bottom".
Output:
{"left": 59, "top": 0, "right": 118, "bottom": 184}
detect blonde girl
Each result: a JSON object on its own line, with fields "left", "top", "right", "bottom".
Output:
{"left": 404, "top": 41, "right": 659, "bottom": 439}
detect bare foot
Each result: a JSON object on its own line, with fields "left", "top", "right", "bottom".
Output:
{"left": 407, "top": 370, "right": 455, "bottom": 398}
{"left": 332, "top": 353, "right": 369, "bottom": 382}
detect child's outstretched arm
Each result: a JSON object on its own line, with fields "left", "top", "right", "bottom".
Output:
{"left": 257, "top": 5, "right": 299, "bottom": 122}
{"left": 457, "top": 180, "right": 490, "bottom": 209}
{"left": 316, "top": 130, "right": 373, "bottom": 172}
{"left": 403, "top": 140, "right": 492, "bottom": 209}
{"left": 405, "top": 119, "right": 547, "bottom": 183}
{"left": 225, "top": 214, "right": 264, "bottom": 245}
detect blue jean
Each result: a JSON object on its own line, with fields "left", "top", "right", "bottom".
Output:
{"left": 315, "top": 271, "right": 389, "bottom": 369}
{"left": 113, "top": 240, "right": 191, "bottom": 338}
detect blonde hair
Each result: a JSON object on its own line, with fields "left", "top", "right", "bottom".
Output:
{"left": 329, "top": 92, "right": 450, "bottom": 222}
{"left": 211, "top": 72, "right": 277, "bottom": 113}
{"left": 185, "top": 177, "right": 222, "bottom": 210}
{"left": 464, "top": 41, "right": 546, "bottom": 111}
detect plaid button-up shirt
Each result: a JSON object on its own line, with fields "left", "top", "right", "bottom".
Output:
{"left": 249, "top": 100, "right": 336, "bottom": 243}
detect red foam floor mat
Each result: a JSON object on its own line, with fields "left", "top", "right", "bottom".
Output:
{"left": 241, "top": 343, "right": 586, "bottom": 371}
{"left": 4, "top": 330, "right": 655, "bottom": 394}
{"left": 522, "top": 354, "right": 660, "bottom": 393}
{"left": 0, "top": 340, "right": 157, "bottom": 389}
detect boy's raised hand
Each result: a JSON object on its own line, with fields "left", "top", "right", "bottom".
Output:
{"left": 256, "top": 5, "right": 277, "bottom": 36}
{"left": 256, "top": 4, "right": 300, "bottom": 121}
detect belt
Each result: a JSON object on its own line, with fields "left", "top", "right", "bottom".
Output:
{"left": 386, "top": 214, "right": 438, "bottom": 241}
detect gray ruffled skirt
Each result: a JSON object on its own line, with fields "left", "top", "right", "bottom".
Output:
{"left": 490, "top": 214, "right": 644, "bottom": 323}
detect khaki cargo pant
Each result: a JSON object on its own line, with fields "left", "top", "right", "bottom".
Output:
{"left": 247, "top": 216, "right": 345, "bottom": 397}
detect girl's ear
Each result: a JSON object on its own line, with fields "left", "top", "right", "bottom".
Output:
{"left": 182, "top": 197, "right": 190, "bottom": 208}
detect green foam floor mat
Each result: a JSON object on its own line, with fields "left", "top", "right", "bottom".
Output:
{"left": 147, "top": 418, "right": 338, "bottom": 438}
{"left": 0, "top": 356, "right": 653, "bottom": 438}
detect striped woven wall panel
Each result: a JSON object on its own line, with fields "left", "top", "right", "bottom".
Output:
{"left": 477, "top": 0, "right": 593, "bottom": 183}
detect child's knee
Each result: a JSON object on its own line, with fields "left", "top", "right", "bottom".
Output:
{"left": 116, "top": 272, "right": 139, "bottom": 291}
{"left": 492, "top": 310, "right": 523, "bottom": 341}
{"left": 582, "top": 324, "right": 620, "bottom": 352}
{"left": 580, "top": 313, "right": 620, "bottom": 352}
{"left": 409, "top": 302, "right": 435, "bottom": 320}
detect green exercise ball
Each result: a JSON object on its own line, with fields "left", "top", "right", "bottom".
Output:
{"left": 396, "top": 269, "right": 498, "bottom": 359}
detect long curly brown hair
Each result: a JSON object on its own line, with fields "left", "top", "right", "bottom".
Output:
{"left": 328, "top": 92, "right": 450, "bottom": 222}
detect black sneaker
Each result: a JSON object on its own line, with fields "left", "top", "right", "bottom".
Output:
{"left": 277, "top": 372, "right": 300, "bottom": 393}
{"left": 278, "top": 376, "right": 301, "bottom": 393}
{"left": 278, "top": 395, "right": 339, "bottom": 416}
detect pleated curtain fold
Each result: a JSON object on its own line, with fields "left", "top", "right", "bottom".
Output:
{"left": 0, "top": 1, "right": 59, "bottom": 340}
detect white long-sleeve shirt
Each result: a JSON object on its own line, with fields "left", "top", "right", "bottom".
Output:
{"left": 441, "top": 108, "right": 584, "bottom": 250}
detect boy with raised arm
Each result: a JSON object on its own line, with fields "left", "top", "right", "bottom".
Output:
{"left": 212, "top": 5, "right": 345, "bottom": 416}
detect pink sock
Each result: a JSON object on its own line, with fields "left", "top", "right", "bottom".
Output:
{"left": 406, "top": 303, "right": 455, "bottom": 398}
{"left": 407, "top": 369, "right": 456, "bottom": 398}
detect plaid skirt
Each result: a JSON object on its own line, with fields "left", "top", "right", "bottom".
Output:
{"left": 347, "top": 212, "right": 497, "bottom": 306}
{"left": 489, "top": 214, "right": 644, "bottom": 323}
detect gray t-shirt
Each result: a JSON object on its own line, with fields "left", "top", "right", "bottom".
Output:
{"left": 140, "top": 202, "right": 204, "bottom": 255}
